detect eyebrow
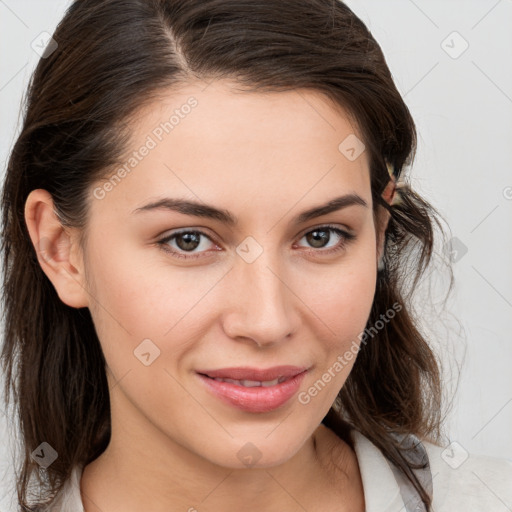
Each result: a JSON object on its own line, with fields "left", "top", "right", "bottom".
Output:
{"left": 132, "top": 193, "right": 368, "bottom": 225}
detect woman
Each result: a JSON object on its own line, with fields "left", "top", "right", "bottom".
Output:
{"left": 1, "top": 1, "right": 511, "bottom": 511}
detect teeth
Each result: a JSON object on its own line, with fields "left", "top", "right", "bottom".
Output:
{"left": 241, "top": 379, "right": 265, "bottom": 387}
{"left": 261, "top": 378, "right": 279, "bottom": 387}
{"left": 212, "top": 377, "right": 284, "bottom": 387}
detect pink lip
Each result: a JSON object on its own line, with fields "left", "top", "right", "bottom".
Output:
{"left": 196, "top": 366, "right": 309, "bottom": 413}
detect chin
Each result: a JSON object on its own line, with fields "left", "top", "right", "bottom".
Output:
{"left": 199, "top": 430, "right": 310, "bottom": 470}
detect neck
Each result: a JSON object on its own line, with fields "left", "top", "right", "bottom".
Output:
{"left": 80, "top": 393, "right": 362, "bottom": 512}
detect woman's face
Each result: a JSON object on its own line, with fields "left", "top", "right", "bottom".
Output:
{"left": 65, "top": 79, "right": 386, "bottom": 468}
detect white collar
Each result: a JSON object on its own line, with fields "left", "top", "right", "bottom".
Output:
{"left": 350, "top": 428, "right": 408, "bottom": 512}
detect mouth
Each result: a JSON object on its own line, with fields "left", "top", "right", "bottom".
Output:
{"left": 195, "top": 365, "right": 309, "bottom": 413}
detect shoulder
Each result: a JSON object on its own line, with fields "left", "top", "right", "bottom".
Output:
{"left": 347, "top": 426, "right": 512, "bottom": 512}
{"left": 423, "top": 440, "right": 512, "bottom": 511}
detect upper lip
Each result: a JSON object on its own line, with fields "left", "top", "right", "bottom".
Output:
{"left": 197, "top": 365, "right": 308, "bottom": 381}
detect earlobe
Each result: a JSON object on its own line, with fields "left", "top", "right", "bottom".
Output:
{"left": 24, "top": 189, "right": 89, "bottom": 309}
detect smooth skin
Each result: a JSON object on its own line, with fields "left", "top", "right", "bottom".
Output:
{"left": 25, "top": 79, "right": 396, "bottom": 512}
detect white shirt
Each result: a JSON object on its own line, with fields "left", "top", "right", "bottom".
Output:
{"left": 42, "top": 428, "right": 512, "bottom": 511}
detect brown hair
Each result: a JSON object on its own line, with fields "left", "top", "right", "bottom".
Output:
{"left": 1, "top": 0, "right": 456, "bottom": 509}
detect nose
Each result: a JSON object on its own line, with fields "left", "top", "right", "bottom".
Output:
{"left": 221, "top": 252, "right": 300, "bottom": 348}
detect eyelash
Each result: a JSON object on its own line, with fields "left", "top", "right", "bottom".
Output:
{"left": 156, "top": 224, "right": 356, "bottom": 260}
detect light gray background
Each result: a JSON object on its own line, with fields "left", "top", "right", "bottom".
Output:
{"left": 1, "top": 0, "right": 511, "bottom": 510}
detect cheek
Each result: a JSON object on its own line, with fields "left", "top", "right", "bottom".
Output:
{"left": 83, "top": 238, "right": 170, "bottom": 372}
{"left": 83, "top": 235, "right": 229, "bottom": 386}
{"left": 85, "top": 235, "right": 197, "bottom": 334}
{"left": 294, "top": 241, "right": 377, "bottom": 404}
{"left": 300, "top": 239, "right": 378, "bottom": 342}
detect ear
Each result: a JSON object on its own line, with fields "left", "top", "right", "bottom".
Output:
{"left": 24, "top": 189, "right": 89, "bottom": 308}
{"left": 375, "top": 178, "right": 396, "bottom": 264}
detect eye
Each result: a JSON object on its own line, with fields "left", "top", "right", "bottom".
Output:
{"left": 156, "top": 224, "right": 356, "bottom": 260}
{"left": 157, "top": 229, "right": 218, "bottom": 260}
{"left": 295, "top": 224, "right": 356, "bottom": 255}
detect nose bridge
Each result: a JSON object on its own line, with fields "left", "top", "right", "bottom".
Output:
{"left": 223, "top": 242, "right": 298, "bottom": 344}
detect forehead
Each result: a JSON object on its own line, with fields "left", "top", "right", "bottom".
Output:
{"left": 92, "top": 79, "right": 372, "bottom": 222}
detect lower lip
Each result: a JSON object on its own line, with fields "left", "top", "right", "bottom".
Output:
{"left": 196, "top": 371, "right": 308, "bottom": 413}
